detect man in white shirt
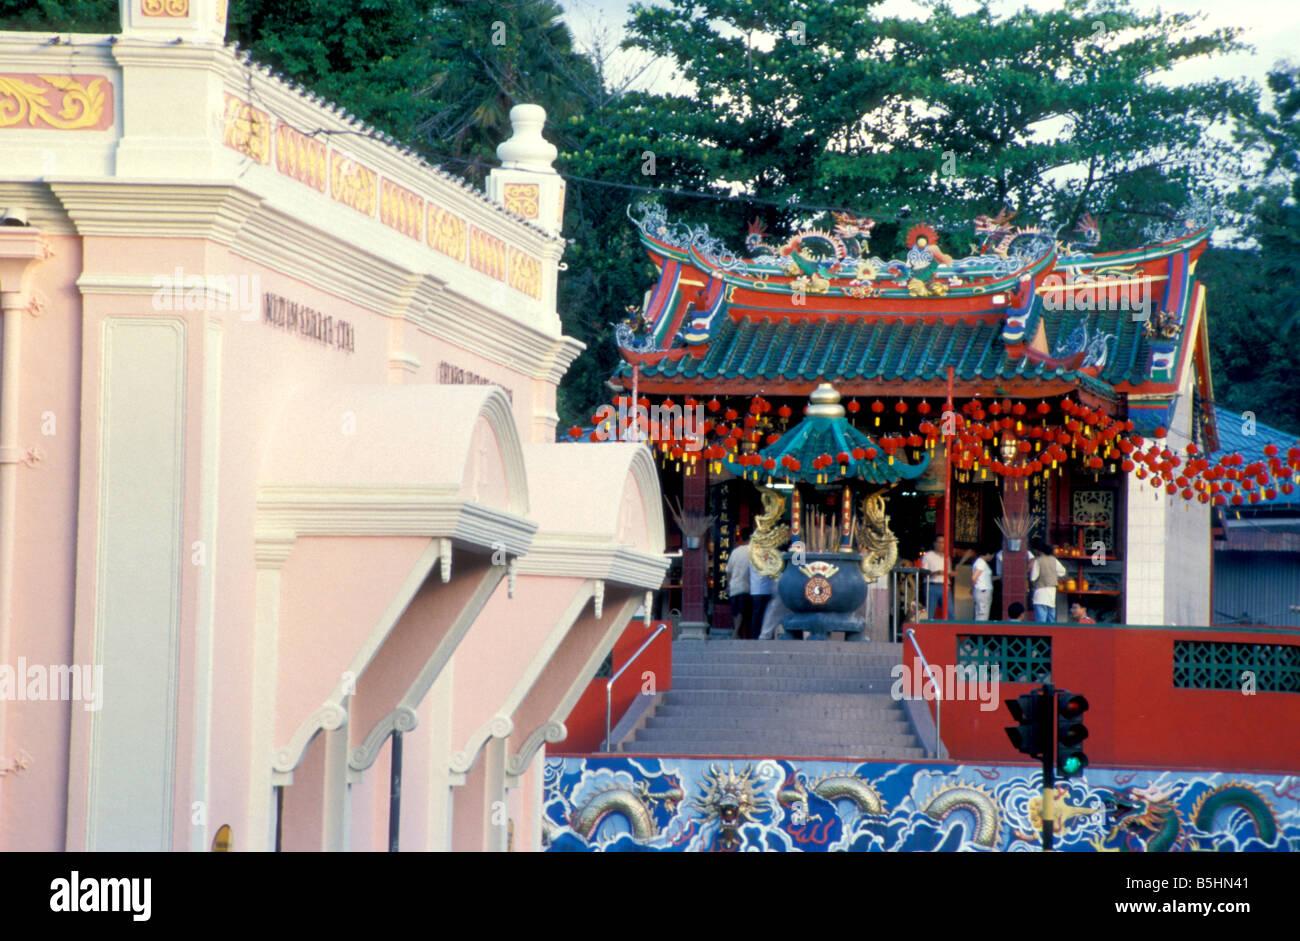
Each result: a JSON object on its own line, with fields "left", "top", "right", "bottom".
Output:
{"left": 919, "top": 535, "right": 950, "bottom": 619}
{"left": 972, "top": 549, "right": 995, "bottom": 621}
{"left": 994, "top": 548, "right": 1034, "bottom": 577}
{"left": 1028, "top": 541, "right": 1067, "bottom": 623}
{"left": 726, "top": 529, "right": 752, "bottom": 637}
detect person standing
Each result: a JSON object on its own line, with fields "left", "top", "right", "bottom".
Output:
{"left": 748, "top": 553, "right": 775, "bottom": 641}
{"left": 1029, "top": 541, "right": 1067, "bottom": 623}
{"left": 972, "top": 548, "right": 995, "bottom": 621}
{"left": 920, "top": 535, "right": 951, "bottom": 619}
{"left": 727, "top": 528, "right": 752, "bottom": 638}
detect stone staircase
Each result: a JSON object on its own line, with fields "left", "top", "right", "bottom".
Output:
{"left": 618, "top": 639, "right": 928, "bottom": 759}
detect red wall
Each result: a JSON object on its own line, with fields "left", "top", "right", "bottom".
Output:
{"left": 908, "top": 620, "right": 1300, "bottom": 773}
{"left": 558, "top": 620, "right": 673, "bottom": 753}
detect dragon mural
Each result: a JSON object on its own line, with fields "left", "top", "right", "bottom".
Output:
{"left": 544, "top": 757, "right": 1300, "bottom": 852}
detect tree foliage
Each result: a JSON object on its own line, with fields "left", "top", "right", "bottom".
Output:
{"left": 0, "top": 0, "right": 116, "bottom": 32}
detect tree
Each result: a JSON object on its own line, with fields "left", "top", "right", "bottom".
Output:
{"left": 225, "top": 0, "right": 435, "bottom": 149}
{"left": 0, "top": 0, "right": 117, "bottom": 31}
{"left": 1201, "top": 63, "right": 1300, "bottom": 437}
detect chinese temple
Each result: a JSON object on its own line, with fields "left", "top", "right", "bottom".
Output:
{"left": 596, "top": 200, "right": 1300, "bottom": 634}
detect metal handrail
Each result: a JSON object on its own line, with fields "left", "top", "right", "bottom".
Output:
{"left": 605, "top": 623, "right": 670, "bottom": 753}
{"left": 904, "top": 627, "right": 945, "bottom": 758}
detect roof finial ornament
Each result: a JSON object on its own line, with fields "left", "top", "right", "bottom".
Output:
{"left": 806, "top": 382, "right": 846, "bottom": 418}
{"left": 496, "top": 104, "right": 558, "bottom": 173}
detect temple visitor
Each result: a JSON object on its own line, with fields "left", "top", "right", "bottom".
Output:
{"left": 920, "top": 535, "right": 950, "bottom": 619}
{"left": 1006, "top": 602, "right": 1030, "bottom": 622}
{"left": 1029, "top": 541, "right": 1068, "bottom": 623}
{"left": 727, "top": 528, "right": 752, "bottom": 638}
{"left": 748, "top": 552, "right": 775, "bottom": 640}
{"left": 1069, "top": 601, "right": 1096, "bottom": 624}
{"left": 972, "top": 548, "right": 996, "bottom": 621}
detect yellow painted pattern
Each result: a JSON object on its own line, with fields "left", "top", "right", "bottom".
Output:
{"left": 275, "top": 123, "right": 327, "bottom": 192}
{"left": 509, "top": 248, "right": 543, "bottom": 299}
{"left": 141, "top": 0, "right": 188, "bottom": 15}
{"left": 469, "top": 226, "right": 507, "bottom": 281}
{"left": 330, "top": 150, "right": 377, "bottom": 217}
{"left": 427, "top": 206, "right": 466, "bottom": 262}
{"left": 221, "top": 93, "right": 271, "bottom": 164}
{"left": 380, "top": 178, "right": 425, "bottom": 240}
{"left": 502, "top": 183, "right": 539, "bottom": 219}
{"left": 0, "top": 74, "right": 110, "bottom": 130}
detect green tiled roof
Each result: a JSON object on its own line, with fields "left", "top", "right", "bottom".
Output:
{"left": 618, "top": 299, "right": 1148, "bottom": 398}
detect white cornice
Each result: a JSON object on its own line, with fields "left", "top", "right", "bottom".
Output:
{"left": 49, "top": 181, "right": 262, "bottom": 241}
{"left": 513, "top": 539, "right": 669, "bottom": 588}
{"left": 255, "top": 488, "right": 538, "bottom": 558}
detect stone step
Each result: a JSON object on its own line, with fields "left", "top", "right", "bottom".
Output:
{"left": 673, "top": 643, "right": 903, "bottom": 660}
{"left": 670, "top": 676, "right": 897, "bottom": 693}
{"left": 633, "top": 726, "right": 919, "bottom": 748}
{"left": 622, "top": 742, "right": 929, "bottom": 759}
{"left": 644, "top": 713, "right": 912, "bottom": 733}
{"left": 673, "top": 663, "right": 900, "bottom": 679}
{"left": 652, "top": 703, "right": 908, "bottom": 721}
{"left": 660, "top": 690, "right": 903, "bottom": 708}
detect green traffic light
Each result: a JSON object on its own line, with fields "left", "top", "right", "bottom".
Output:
{"left": 1061, "top": 755, "right": 1083, "bottom": 775}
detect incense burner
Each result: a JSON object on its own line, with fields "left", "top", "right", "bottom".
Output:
{"left": 777, "top": 551, "right": 868, "bottom": 640}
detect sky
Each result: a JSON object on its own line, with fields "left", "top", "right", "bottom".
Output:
{"left": 561, "top": 0, "right": 1300, "bottom": 102}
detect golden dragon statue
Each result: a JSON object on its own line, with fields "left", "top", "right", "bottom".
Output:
{"left": 854, "top": 493, "right": 898, "bottom": 580}
{"left": 750, "top": 486, "right": 790, "bottom": 578}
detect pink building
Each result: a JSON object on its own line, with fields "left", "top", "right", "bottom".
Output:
{"left": 0, "top": 1, "right": 666, "bottom": 851}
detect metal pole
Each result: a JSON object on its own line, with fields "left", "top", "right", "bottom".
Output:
{"left": 274, "top": 785, "right": 283, "bottom": 852}
{"left": 943, "top": 366, "right": 954, "bottom": 619}
{"left": 1041, "top": 683, "right": 1054, "bottom": 851}
{"left": 388, "top": 731, "right": 403, "bottom": 852}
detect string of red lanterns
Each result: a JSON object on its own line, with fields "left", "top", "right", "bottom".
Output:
{"left": 571, "top": 393, "right": 1300, "bottom": 498}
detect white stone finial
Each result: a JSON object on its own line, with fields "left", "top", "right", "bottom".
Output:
{"left": 496, "top": 104, "right": 558, "bottom": 173}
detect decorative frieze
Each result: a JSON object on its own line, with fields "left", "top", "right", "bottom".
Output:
{"left": 427, "top": 206, "right": 467, "bottom": 262}
{"left": 0, "top": 74, "right": 112, "bottom": 130}
{"left": 502, "top": 183, "right": 539, "bottom": 219}
{"left": 221, "top": 93, "right": 271, "bottom": 164}
{"left": 330, "top": 151, "right": 377, "bottom": 217}
{"left": 275, "top": 124, "right": 328, "bottom": 192}
{"left": 509, "top": 248, "right": 542, "bottom": 300}
{"left": 141, "top": 0, "right": 189, "bottom": 16}
{"left": 380, "top": 178, "right": 424, "bottom": 240}
{"left": 469, "top": 225, "right": 507, "bottom": 281}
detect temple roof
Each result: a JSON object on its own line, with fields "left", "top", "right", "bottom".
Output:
{"left": 616, "top": 299, "right": 1156, "bottom": 400}
{"left": 614, "top": 204, "right": 1212, "bottom": 410}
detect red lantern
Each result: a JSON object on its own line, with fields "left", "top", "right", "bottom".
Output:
{"left": 708, "top": 399, "right": 721, "bottom": 413}
{"left": 837, "top": 451, "right": 851, "bottom": 464}
{"left": 763, "top": 457, "right": 776, "bottom": 471}
{"left": 870, "top": 400, "right": 883, "bottom": 414}
{"left": 918, "top": 401, "right": 932, "bottom": 415}
{"left": 778, "top": 404, "right": 792, "bottom": 419}
{"left": 848, "top": 399, "right": 861, "bottom": 414}
{"left": 724, "top": 408, "right": 739, "bottom": 421}
{"left": 569, "top": 426, "right": 582, "bottom": 438}
{"left": 1037, "top": 401, "right": 1051, "bottom": 415}
{"left": 865, "top": 448, "right": 878, "bottom": 459}
{"left": 1154, "top": 426, "right": 1167, "bottom": 438}
{"left": 895, "top": 400, "right": 908, "bottom": 414}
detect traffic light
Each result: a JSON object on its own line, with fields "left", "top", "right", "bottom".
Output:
{"left": 1005, "top": 690, "right": 1049, "bottom": 759}
{"left": 1056, "top": 690, "right": 1089, "bottom": 777}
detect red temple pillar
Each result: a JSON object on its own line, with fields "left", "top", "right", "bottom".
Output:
{"left": 678, "top": 460, "right": 709, "bottom": 640}
{"left": 1001, "top": 478, "right": 1030, "bottom": 618}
